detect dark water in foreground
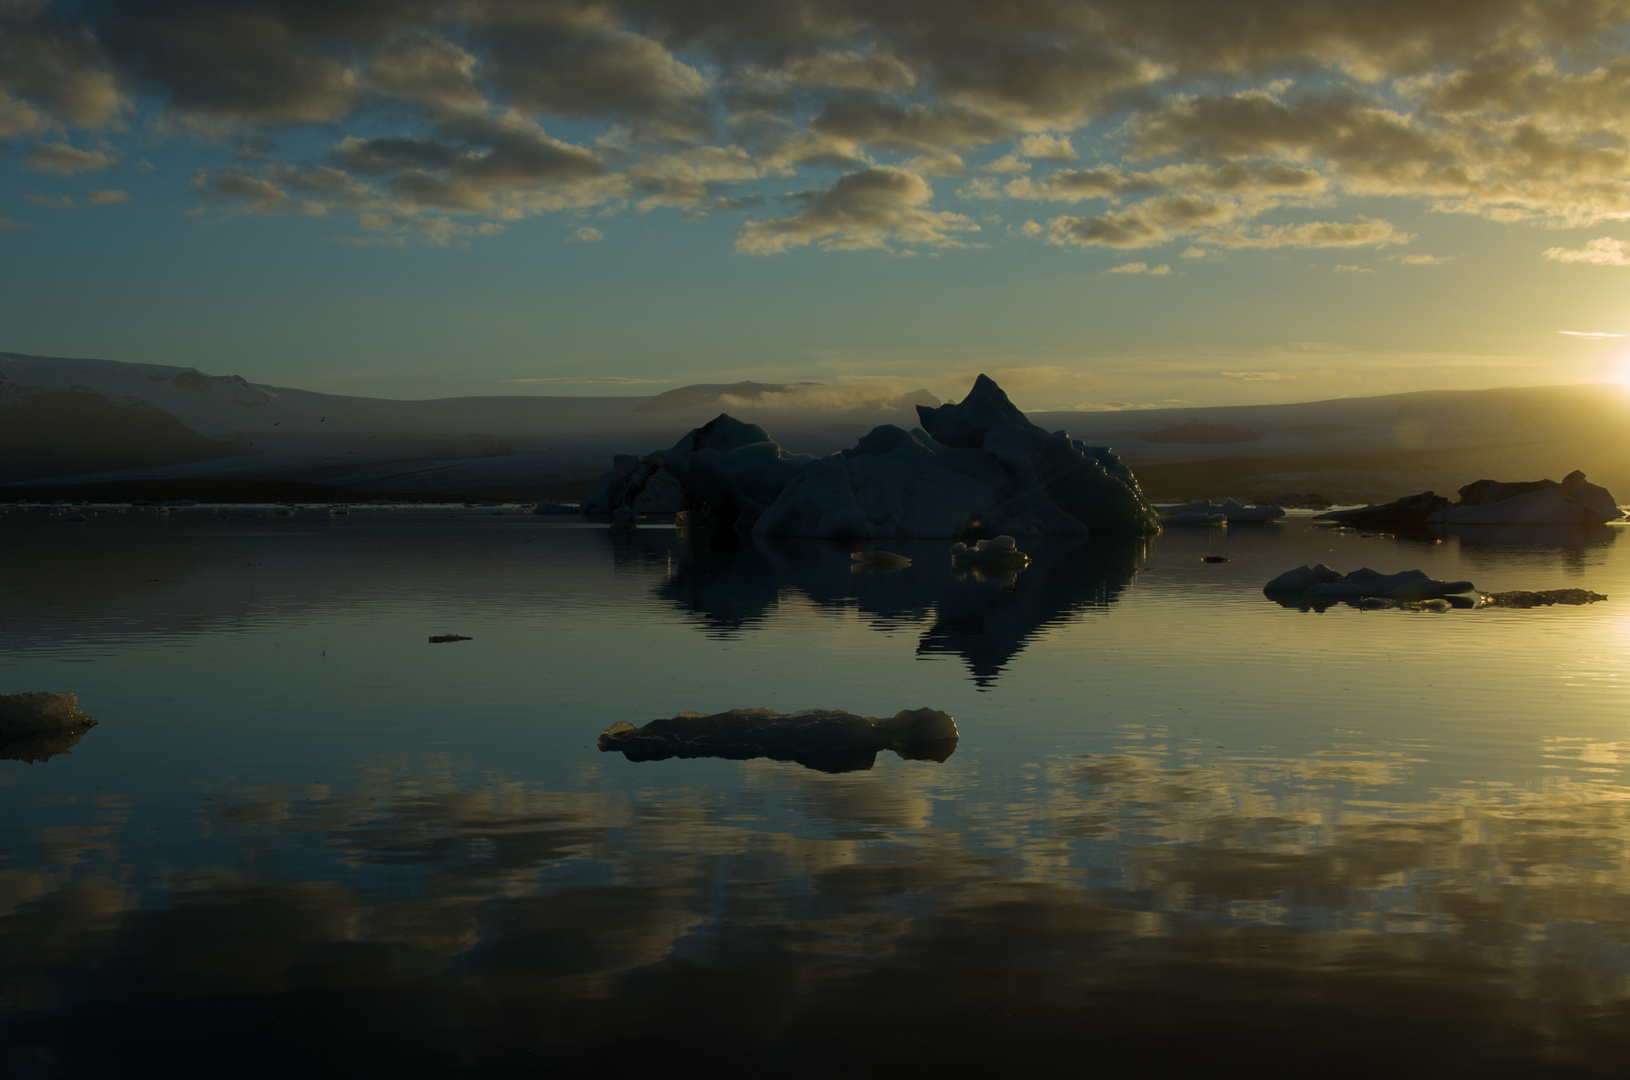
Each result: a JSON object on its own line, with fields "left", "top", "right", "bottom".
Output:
{"left": 3, "top": 506, "right": 1629, "bottom": 1076}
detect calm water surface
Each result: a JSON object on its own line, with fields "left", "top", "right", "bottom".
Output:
{"left": 3, "top": 506, "right": 1629, "bottom": 1076}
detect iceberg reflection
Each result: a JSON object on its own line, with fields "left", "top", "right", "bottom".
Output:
{"left": 615, "top": 528, "right": 1145, "bottom": 688}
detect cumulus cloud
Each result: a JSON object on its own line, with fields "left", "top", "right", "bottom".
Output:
{"left": 1108, "top": 261, "right": 1170, "bottom": 275}
{"left": 1543, "top": 238, "right": 1630, "bottom": 266}
{"left": 1019, "top": 133, "right": 1075, "bottom": 160}
{"left": 0, "top": 216, "right": 20, "bottom": 229}
{"left": 490, "top": 26, "right": 712, "bottom": 142}
{"left": 24, "top": 143, "right": 114, "bottom": 175}
{"left": 783, "top": 50, "right": 916, "bottom": 93}
{"left": 26, "top": 193, "right": 72, "bottom": 208}
{"left": 8, "top": 0, "right": 1630, "bottom": 254}
{"left": 88, "top": 189, "right": 129, "bottom": 205}
{"left": 1199, "top": 216, "right": 1411, "bottom": 249}
{"left": 736, "top": 166, "right": 978, "bottom": 254}
{"left": 0, "top": 90, "right": 47, "bottom": 137}
{"left": 367, "top": 33, "right": 488, "bottom": 115}
{"left": 567, "top": 225, "right": 603, "bottom": 242}
{"left": 1047, "top": 195, "right": 1238, "bottom": 248}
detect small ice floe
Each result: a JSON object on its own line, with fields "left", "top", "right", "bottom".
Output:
{"left": 598, "top": 707, "right": 959, "bottom": 773}
{"left": 0, "top": 692, "right": 98, "bottom": 763}
{"left": 950, "top": 535, "right": 1029, "bottom": 569}
{"left": 1480, "top": 589, "right": 1608, "bottom": 608}
{"left": 428, "top": 634, "right": 472, "bottom": 643}
{"left": 851, "top": 549, "right": 912, "bottom": 572}
{"left": 1264, "top": 564, "right": 1477, "bottom": 603}
{"left": 1159, "top": 498, "right": 1284, "bottom": 526}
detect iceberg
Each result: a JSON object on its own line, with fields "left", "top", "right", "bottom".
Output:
{"left": 584, "top": 375, "right": 1160, "bottom": 540}
{"left": 1426, "top": 471, "right": 1622, "bottom": 526}
{"left": 597, "top": 707, "right": 959, "bottom": 773}
{"left": 1320, "top": 471, "right": 1623, "bottom": 529}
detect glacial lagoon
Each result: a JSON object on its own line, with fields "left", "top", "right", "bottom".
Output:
{"left": 3, "top": 506, "right": 1629, "bottom": 1075}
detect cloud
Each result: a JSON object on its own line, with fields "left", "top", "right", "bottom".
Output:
{"left": 905, "top": 152, "right": 965, "bottom": 176}
{"left": 1047, "top": 195, "right": 1238, "bottom": 248}
{"left": 0, "top": 90, "right": 47, "bottom": 137}
{"left": 103, "top": 4, "right": 359, "bottom": 124}
{"left": 1005, "top": 167, "right": 1125, "bottom": 201}
{"left": 1018, "top": 133, "right": 1075, "bottom": 161}
{"left": 1108, "top": 261, "right": 1170, "bottom": 274}
{"left": 1221, "top": 371, "right": 1297, "bottom": 380}
{"left": 1543, "top": 238, "right": 1630, "bottom": 266}
{"left": 367, "top": 33, "right": 488, "bottom": 115}
{"left": 811, "top": 95, "right": 1010, "bottom": 153}
{"left": 1199, "top": 216, "right": 1411, "bottom": 249}
{"left": 983, "top": 154, "right": 1030, "bottom": 175}
{"left": 1558, "top": 330, "right": 1626, "bottom": 339}
{"left": 0, "top": 5, "right": 125, "bottom": 128}
{"left": 783, "top": 50, "right": 916, "bottom": 93}
{"left": 1397, "top": 253, "right": 1444, "bottom": 265}
{"left": 24, "top": 143, "right": 114, "bottom": 175}
{"left": 736, "top": 166, "right": 978, "bottom": 255}
{"left": 567, "top": 225, "right": 603, "bottom": 242}
{"left": 1333, "top": 264, "right": 1377, "bottom": 273}
{"left": 26, "top": 194, "right": 72, "bottom": 208}
{"left": 87, "top": 189, "right": 130, "bottom": 205}
{"left": 489, "top": 27, "right": 712, "bottom": 141}
{"left": 0, "top": 217, "right": 20, "bottom": 230}
{"left": 14, "top": 0, "right": 1630, "bottom": 256}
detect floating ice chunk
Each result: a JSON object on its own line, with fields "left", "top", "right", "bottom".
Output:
{"left": 598, "top": 707, "right": 958, "bottom": 773}
{"left": 1264, "top": 564, "right": 1474, "bottom": 601}
{"left": 850, "top": 550, "right": 912, "bottom": 572}
{"left": 1263, "top": 563, "right": 1345, "bottom": 593}
{"left": 1481, "top": 589, "right": 1608, "bottom": 608}
{"left": 950, "top": 534, "right": 1030, "bottom": 569}
{"left": 0, "top": 692, "right": 98, "bottom": 762}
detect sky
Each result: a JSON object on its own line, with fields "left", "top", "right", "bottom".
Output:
{"left": 4, "top": 0, "right": 1630, "bottom": 410}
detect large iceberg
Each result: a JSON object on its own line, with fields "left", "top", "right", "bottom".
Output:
{"left": 584, "top": 375, "right": 1161, "bottom": 540}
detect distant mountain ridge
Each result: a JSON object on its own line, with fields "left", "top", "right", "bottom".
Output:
{"left": 4, "top": 351, "right": 1628, "bottom": 503}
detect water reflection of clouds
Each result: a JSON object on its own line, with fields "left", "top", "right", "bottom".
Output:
{"left": 9, "top": 740, "right": 1630, "bottom": 1069}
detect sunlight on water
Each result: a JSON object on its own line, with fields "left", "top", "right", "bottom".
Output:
{"left": 3, "top": 507, "right": 1630, "bottom": 1072}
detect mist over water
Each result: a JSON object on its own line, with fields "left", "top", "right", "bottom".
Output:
{"left": 3, "top": 509, "right": 1629, "bottom": 1074}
